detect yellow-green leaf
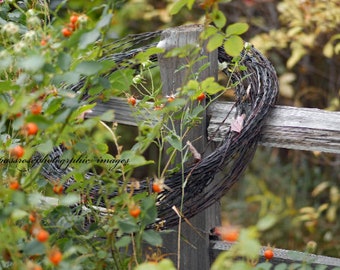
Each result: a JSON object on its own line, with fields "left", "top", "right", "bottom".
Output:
{"left": 226, "top": 22, "right": 249, "bottom": 36}
{"left": 287, "top": 42, "right": 306, "bottom": 69}
{"left": 212, "top": 10, "right": 227, "bottom": 29}
{"left": 224, "top": 35, "right": 243, "bottom": 57}
{"left": 170, "top": 0, "right": 187, "bottom": 15}
{"left": 200, "top": 25, "right": 218, "bottom": 40}
{"left": 187, "top": 0, "right": 195, "bottom": 9}
{"left": 207, "top": 33, "right": 224, "bottom": 52}
{"left": 323, "top": 42, "right": 333, "bottom": 58}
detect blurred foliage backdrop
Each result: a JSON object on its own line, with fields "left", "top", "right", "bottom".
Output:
{"left": 62, "top": 0, "right": 340, "bottom": 257}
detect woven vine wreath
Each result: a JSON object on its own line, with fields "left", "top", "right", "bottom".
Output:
{"left": 38, "top": 27, "right": 279, "bottom": 228}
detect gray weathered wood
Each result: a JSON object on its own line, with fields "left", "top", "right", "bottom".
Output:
{"left": 210, "top": 240, "right": 340, "bottom": 269}
{"left": 89, "top": 99, "right": 340, "bottom": 154}
{"left": 207, "top": 102, "right": 340, "bottom": 154}
{"left": 157, "top": 24, "right": 220, "bottom": 270}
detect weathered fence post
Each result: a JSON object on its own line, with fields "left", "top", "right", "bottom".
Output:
{"left": 157, "top": 25, "right": 220, "bottom": 270}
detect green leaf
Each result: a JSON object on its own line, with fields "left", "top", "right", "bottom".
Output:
{"left": 110, "top": 69, "right": 134, "bottom": 92}
{"left": 75, "top": 61, "right": 103, "bottom": 76}
{"left": 256, "top": 214, "right": 278, "bottom": 231}
{"left": 254, "top": 262, "right": 273, "bottom": 270}
{"left": 323, "top": 42, "right": 333, "bottom": 58}
{"left": 187, "top": 0, "right": 195, "bottom": 9}
{"left": 59, "top": 193, "right": 80, "bottom": 206}
{"left": 11, "top": 209, "right": 28, "bottom": 221}
{"left": 200, "top": 25, "right": 218, "bottom": 40}
{"left": 22, "top": 240, "right": 46, "bottom": 256}
{"left": 142, "top": 230, "right": 163, "bottom": 247}
{"left": 201, "top": 77, "right": 224, "bottom": 95}
{"left": 135, "top": 47, "right": 165, "bottom": 63}
{"left": 117, "top": 218, "right": 138, "bottom": 233}
{"left": 212, "top": 10, "right": 227, "bottom": 29}
{"left": 237, "top": 228, "right": 261, "bottom": 259}
{"left": 170, "top": 0, "right": 187, "bottom": 15}
{"left": 96, "top": 13, "right": 113, "bottom": 29}
{"left": 36, "top": 139, "right": 54, "bottom": 154}
{"left": 224, "top": 35, "right": 244, "bottom": 57}
{"left": 207, "top": 33, "right": 224, "bottom": 52}
{"left": 115, "top": 235, "right": 131, "bottom": 248}
{"left": 274, "top": 263, "right": 289, "bottom": 270}
{"left": 52, "top": 71, "right": 81, "bottom": 85}
{"left": 25, "top": 115, "right": 52, "bottom": 129}
{"left": 19, "top": 55, "right": 45, "bottom": 73}
{"left": 135, "top": 259, "right": 176, "bottom": 270}
{"left": 226, "top": 22, "right": 249, "bottom": 36}
{"left": 141, "top": 197, "right": 157, "bottom": 226}
{"left": 230, "top": 261, "right": 253, "bottom": 270}
{"left": 119, "top": 150, "right": 151, "bottom": 167}
{"left": 57, "top": 52, "right": 72, "bottom": 71}
{"left": 287, "top": 42, "right": 306, "bottom": 69}
{"left": 165, "top": 133, "right": 182, "bottom": 151}
{"left": 99, "top": 110, "right": 115, "bottom": 122}
{"left": 79, "top": 29, "right": 101, "bottom": 50}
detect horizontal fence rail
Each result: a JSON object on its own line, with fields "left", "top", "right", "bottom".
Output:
{"left": 210, "top": 241, "right": 340, "bottom": 269}
{"left": 89, "top": 97, "right": 340, "bottom": 154}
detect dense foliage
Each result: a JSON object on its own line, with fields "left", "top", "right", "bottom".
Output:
{"left": 0, "top": 0, "right": 339, "bottom": 269}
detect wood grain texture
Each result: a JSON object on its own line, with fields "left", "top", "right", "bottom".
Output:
{"left": 207, "top": 102, "right": 340, "bottom": 154}
{"left": 157, "top": 24, "right": 220, "bottom": 270}
{"left": 90, "top": 98, "right": 340, "bottom": 154}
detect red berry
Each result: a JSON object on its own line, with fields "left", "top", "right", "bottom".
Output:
{"left": 222, "top": 229, "right": 239, "bottom": 242}
{"left": 9, "top": 180, "right": 20, "bottom": 190}
{"left": 62, "top": 27, "right": 72, "bottom": 37}
{"left": 152, "top": 183, "right": 163, "bottom": 193}
{"left": 70, "top": 15, "right": 79, "bottom": 25}
{"left": 10, "top": 145, "right": 25, "bottom": 159}
{"left": 23, "top": 122, "right": 39, "bottom": 136}
{"left": 53, "top": 184, "right": 64, "bottom": 195}
{"left": 29, "top": 213, "right": 37, "bottom": 223}
{"left": 264, "top": 248, "right": 274, "bottom": 260}
{"left": 127, "top": 96, "right": 136, "bottom": 106}
{"left": 129, "top": 206, "right": 141, "bottom": 218}
{"left": 48, "top": 249, "right": 62, "bottom": 266}
{"left": 196, "top": 92, "right": 206, "bottom": 102}
{"left": 215, "top": 226, "right": 240, "bottom": 242}
{"left": 36, "top": 229, "right": 49, "bottom": 242}
{"left": 167, "top": 95, "right": 175, "bottom": 102}
{"left": 30, "top": 102, "right": 42, "bottom": 115}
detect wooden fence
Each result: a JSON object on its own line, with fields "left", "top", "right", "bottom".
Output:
{"left": 90, "top": 25, "right": 340, "bottom": 269}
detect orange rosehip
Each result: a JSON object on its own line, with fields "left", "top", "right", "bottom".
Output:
{"left": 30, "top": 103, "right": 42, "bottom": 115}
{"left": 29, "top": 212, "right": 37, "bottom": 223}
{"left": 10, "top": 145, "right": 25, "bottom": 159}
{"left": 167, "top": 95, "right": 175, "bottom": 102}
{"left": 216, "top": 226, "right": 240, "bottom": 242}
{"left": 53, "top": 184, "right": 64, "bottom": 195}
{"left": 222, "top": 229, "right": 239, "bottom": 242}
{"left": 24, "top": 122, "right": 39, "bottom": 136}
{"left": 264, "top": 248, "right": 274, "bottom": 260}
{"left": 36, "top": 229, "right": 49, "bottom": 242}
{"left": 196, "top": 92, "right": 206, "bottom": 102}
{"left": 62, "top": 27, "right": 72, "bottom": 37}
{"left": 70, "top": 15, "right": 79, "bottom": 25}
{"left": 9, "top": 180, "right": 20, "bottom": 190}
{"left": 129, "top": 205, "right": 141, "bottom": 218}
{"left": 152, "top": 183, "right": 163, "bottom": 193}
{"left": 127, "top": 96, "right": 136, "bottom": 106}
{"left": 48, "top": 249, "right": 62, "bottom": 266}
